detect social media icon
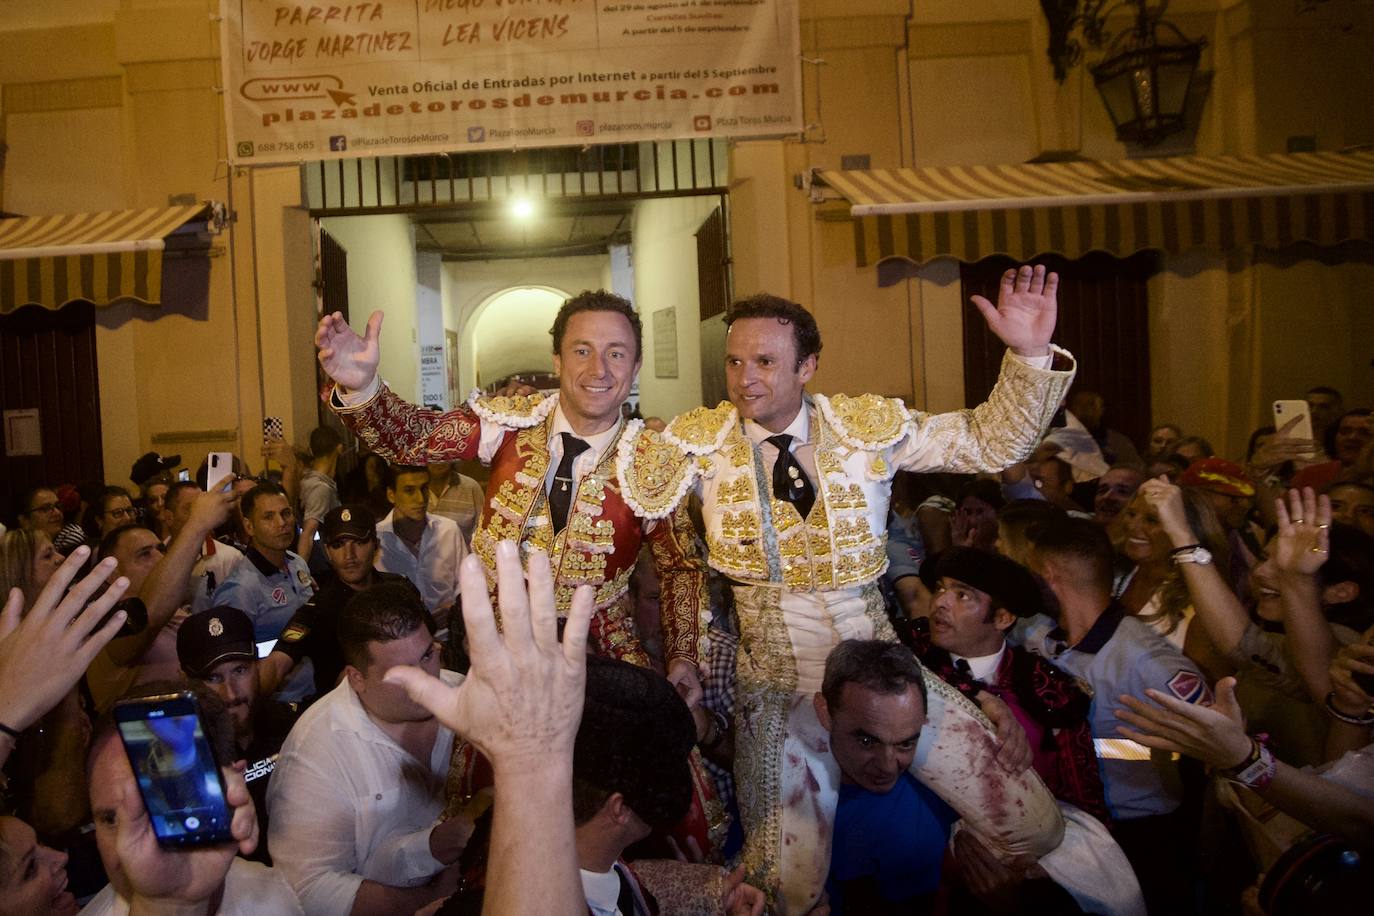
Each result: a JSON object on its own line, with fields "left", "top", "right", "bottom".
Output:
{"left": 329, "top": 135, "right": 347, "bottom": 151}
{"left": 576, "top": 120, "right": 594, "bottom": 137}
{"left": 693, "top": 115, "right": 712, "bottom": 131}
{"left": 467, "top": 126, "right": 486, "bottom": 142}
{"left": 236, "top": 141, "right": 255, "bottom": 157}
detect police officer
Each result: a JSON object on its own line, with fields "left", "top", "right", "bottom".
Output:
{"left": 1023, "top": 518, "right": 1211, "bottom": 916}
{"left": 176, "top": 605, "right": 300, "bottom": 865}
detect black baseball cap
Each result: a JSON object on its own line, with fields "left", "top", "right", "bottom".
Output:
{"left": 177, "top": 606, "right": 257, "bottom": 677}
{"left": 131, "top": 452, "right": 181, "bottom": 488}
{"left": 321, "top": 505, "right": 377, "bottom": 542}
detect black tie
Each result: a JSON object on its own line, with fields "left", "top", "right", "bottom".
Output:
{"left": 549, "top": 433, "right": 590, "bottom": 534}
{"left": 614, "top": 863, "right": 642, "bottom": 916}
{"left": 767, "top": 434, "right": 815, "bottom": 519}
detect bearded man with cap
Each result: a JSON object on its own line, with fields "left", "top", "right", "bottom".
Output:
{"left": 911, "top": 547, "right": 1108, "bottom": 823}
{"left": 258, "top": 503, "right": 418, "bottom": 699}
{"left": 177, "top": 605, "right": 301, "bottom": 865}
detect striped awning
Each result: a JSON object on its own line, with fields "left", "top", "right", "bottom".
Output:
{"left": 813, "top": 150, "right": 1374, "bottom": 272}
{"left": 0, "top": 203, "right": 224, "bottom": 314}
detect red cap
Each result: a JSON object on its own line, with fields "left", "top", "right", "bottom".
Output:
{"left": 1181, "top": 458, "right": 1255, "bottom": 498}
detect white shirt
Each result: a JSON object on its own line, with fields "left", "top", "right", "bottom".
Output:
{"left": 189, "top": 536, "right": 245, "bottom": 614}
{"left": 375, "top": 510, "right": 467, "bottom": 612}
{"left": 80, "top": 857, "right": 303, "bottom": 915}
{"left": 950, "top": 643, "right": 1007, "bottom": 684}
{"left": 267, "top": 671, "right": 460, "bottom": 916}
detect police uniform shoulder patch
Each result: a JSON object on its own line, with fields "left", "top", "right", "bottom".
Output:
{"left": 815, "top": 393, "right": 910, "bottom": 452}
{"left": 468, "top": 389, "right": 556, "bottom": 429}
{"left": 1167, "top": 669, "right": 1210, "bottom": 704}
{"left": 281, "top": 623, "right": 308, "bottom": 643}
{"left": 297, "top": 568, "right": 311, "bottom": 586}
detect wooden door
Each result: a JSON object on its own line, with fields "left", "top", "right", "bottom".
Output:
{"left": 960, "top": 251, "right": 1158, "bottom": 449}
{"left": 0, "top": 301, "right": 103, "bottom": 517}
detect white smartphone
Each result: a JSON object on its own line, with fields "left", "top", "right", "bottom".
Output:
{"left": 1272, "top": 400, "right": 1316, "bottom": 457}
{"left": 205, "top": 452, "right": 234, "bottom": 493}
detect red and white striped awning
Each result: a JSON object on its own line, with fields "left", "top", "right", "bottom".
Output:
{"left": 813, "top": 150, "right": 1374, "bottom": 270}
{"left": 0, "top": 203, "right": 224, "bottom": 313}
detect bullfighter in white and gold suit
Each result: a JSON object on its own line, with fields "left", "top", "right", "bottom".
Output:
{"left": 616, "top": 266, "right": 1124, "bottom": 914}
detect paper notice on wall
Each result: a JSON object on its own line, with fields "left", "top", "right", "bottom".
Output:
{"left": 420, "top": 344, "right": 448, "bottom": 409}
{"left": 219, "top": 0, "right": 802, "bottom": 165}
{"left": 3, "top": 409, "right": 41, "bottom": 456}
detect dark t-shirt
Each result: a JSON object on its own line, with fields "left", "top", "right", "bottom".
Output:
{"left": 239, "top": 699, "right": 301, "bottom": 866}
{"left": 826, "top": 772, "right": 958, "bottom": 915}
{"left": 274, "top": 570, "right": 416, "bottom": 696}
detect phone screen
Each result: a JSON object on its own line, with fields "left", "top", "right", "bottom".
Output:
{"left": 114, "top": 694, "right": 233, "bottom": 847}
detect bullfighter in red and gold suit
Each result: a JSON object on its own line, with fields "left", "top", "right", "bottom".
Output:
{"left": 317, "top": 291, "right": 723, "bottom": 850}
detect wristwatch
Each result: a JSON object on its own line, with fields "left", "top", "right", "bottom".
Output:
{"left": 1171, "top": 545, "right": 1213, "bottom": 566}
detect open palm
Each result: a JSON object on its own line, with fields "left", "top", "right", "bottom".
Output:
{"left": 970, "top": 264, "right": 1058, "bottom": 357}
{"left": 315, "top": 309, "right": 384, "bottom": 391}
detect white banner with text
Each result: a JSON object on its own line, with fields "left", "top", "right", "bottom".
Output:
{"left": 221, "top": 0, "right": 801, "bottom": 165}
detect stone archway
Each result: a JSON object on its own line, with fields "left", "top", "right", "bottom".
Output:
{"left": 461, "top": 285, "right": 570, "bottom": 393}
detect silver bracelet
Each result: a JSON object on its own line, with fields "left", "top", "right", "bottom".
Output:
{"left": 1324, "top": 691, "right": 1374, "bottom": 726}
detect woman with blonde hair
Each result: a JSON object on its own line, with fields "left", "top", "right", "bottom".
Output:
{"left": 1116, "top": 481, "right": 1232, "bottom": 679}
{"left": 0, "top": 529, "right": 65, "bottom": 606}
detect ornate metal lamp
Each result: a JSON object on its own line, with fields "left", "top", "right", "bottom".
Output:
{"left": 1042, "top": 0, "right": 1207, "bottom": 147}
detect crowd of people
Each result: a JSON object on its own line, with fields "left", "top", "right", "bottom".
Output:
{"left": 1, "top": 267, "right": 1372, "bottom": 915}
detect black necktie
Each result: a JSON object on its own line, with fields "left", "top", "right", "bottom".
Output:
{"left": 614, "top": 864, "right": 642, "bottom": 916}
{"left": 549, "top": 433, "right": 590, "bottom": 534}
{"left": 767, "top": 434, "right": 815, "bottom": 519}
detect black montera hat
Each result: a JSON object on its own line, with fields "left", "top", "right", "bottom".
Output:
{"left": 574, "top": 656, "right": 696, "bottom": 831}
{"left": 920, "top": 546, "right": 1047, "bottom": 619}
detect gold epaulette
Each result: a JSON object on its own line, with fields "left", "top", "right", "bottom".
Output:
{"left": 815, "top": 393, "right": 911, "bottom": 451}
{"left": 662, "top": 402, "right": 737, "bottom": 454}
{"left": 467, "top": 389, "right": 557, "bottom": 429}
{"left": 616, "top": 417, "right": 717, "bottom": 520}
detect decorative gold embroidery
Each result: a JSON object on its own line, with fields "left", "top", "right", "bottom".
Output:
{"left": 468, "top": 390, "right": 555, "bottom": 428}
{"left": 663, "top": 402, "right": 737, "bottom": 453}
{"left": 816, "top": 393, "right": 908, "bottom": 449}
{"left": 618, "top": 425, "right": 699, "bottom": 519}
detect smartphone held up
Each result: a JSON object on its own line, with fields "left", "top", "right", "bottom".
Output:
{"left": 114, "top": 691, "right": 234, "bottom": 847}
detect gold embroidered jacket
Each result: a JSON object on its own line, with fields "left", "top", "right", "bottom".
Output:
{"left": 332, "top": 385, "right": 706, "bottom": 664}
{"left": 617, "top": 348, "right": 1076, "bottom": 594}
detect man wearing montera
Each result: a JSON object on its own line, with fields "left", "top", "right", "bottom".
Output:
{"left": 316, "top": 290, "right": 705, "bottom": 699}
{"left": 615, "top": 266, "right": 1078, "bottom": 911}
{"left": 911, "top": 546, "right": 1108, "bottom": 822}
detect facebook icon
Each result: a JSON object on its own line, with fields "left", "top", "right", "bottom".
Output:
{"left": 329, "top": 136, "right": 347, "bottom": 151}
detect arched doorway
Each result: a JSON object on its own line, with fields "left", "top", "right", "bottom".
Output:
{"left": 462, "top": 286, "right": 569, "bottom": 393}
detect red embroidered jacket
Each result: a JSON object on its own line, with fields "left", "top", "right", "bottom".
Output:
{"left": 333, "top": 384, "right": 705, "bottom": 666}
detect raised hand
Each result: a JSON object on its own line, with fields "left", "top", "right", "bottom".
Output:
{"left": 1115, "top": 676, "right": 1251, "bottom": 770}
{"left": 1273, "top": 487, "right": 1331, "bottom": 577}
{"left": 0, "top": 548, "right": 130, "bottom": 735}
{"left": 384, "top": 542, "right": 593, "bottom": 770}
{"left": 316, "top": 309, "right": 384, "bottom": 392}
{"left": 1137, "top": 477, "right": 1193, "bottom": 544}
{"left": 969, "top": 264, "right": 1058, "bottom": 358}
